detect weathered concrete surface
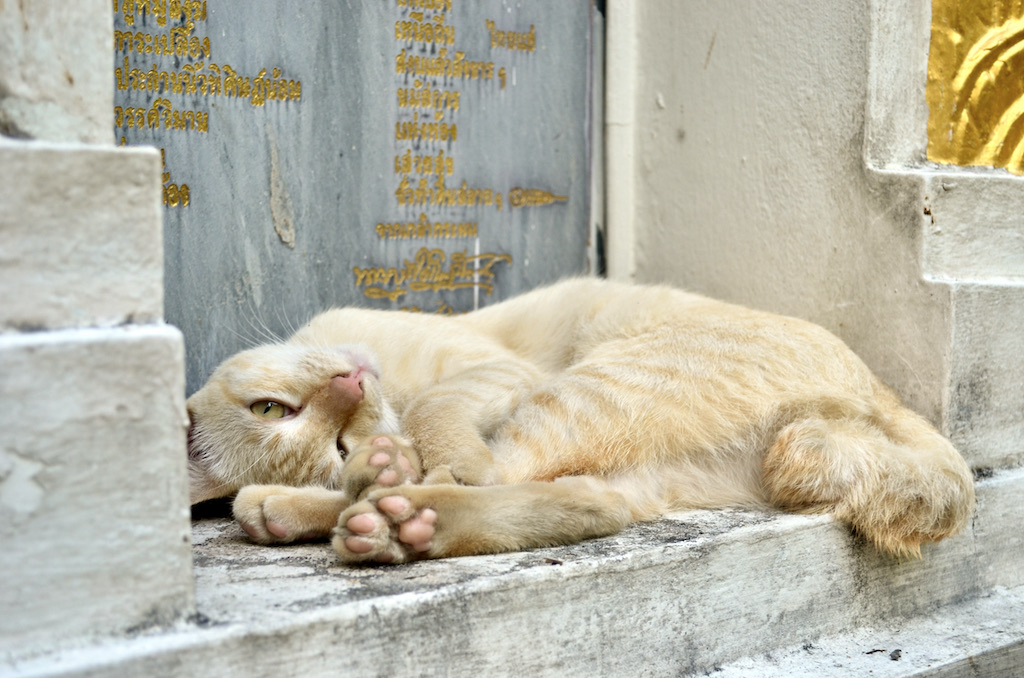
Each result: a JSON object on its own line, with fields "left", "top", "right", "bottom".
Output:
{"left": 0, "top": 0, "right": 112, "bottom": 143}
{"left": 0, "top": 326, "right": 194, "bottom": 658}
{"left": 0, "top": 139, "right": 164, "bottom": 332}
{"left": 4, "top": 468, "right": 1021, "bottom": 678}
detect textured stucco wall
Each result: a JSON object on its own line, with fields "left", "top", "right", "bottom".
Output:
{"left": 606, "top": 0, "right": 1024, "bottom": 465}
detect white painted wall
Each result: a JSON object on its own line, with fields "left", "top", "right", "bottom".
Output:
{"left": 606, "top": 0, "right": 1024, "bottom": 467}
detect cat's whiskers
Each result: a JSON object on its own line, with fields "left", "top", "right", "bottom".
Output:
{"left": 235, "top": 296, "right": 291, "bottom": 347}
{"left": 273, "top": 303, "right": 306, "bottom": 340}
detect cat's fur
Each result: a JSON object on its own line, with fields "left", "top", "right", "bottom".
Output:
{"left": 187, "top": 278, "right": 975, "bottom": 564}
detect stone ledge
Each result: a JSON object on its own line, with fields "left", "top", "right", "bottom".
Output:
{"left": 0, "top": 139, "right": 163, "bottom": 333}
{"left": 4, "top": 467, "right": 1021, "bottom": 677}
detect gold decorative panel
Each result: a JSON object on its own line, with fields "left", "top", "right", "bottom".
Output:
{"left": 928, "top": 0, "right": 1024, "bottom": 174}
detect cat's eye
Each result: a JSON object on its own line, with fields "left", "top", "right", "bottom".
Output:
{"left": 249, "top": 400, "right": 293, "bottom": 419}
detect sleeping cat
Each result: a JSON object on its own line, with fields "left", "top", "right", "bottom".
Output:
{"left": 186, "top": 277, "right": 975, "bottom": 564}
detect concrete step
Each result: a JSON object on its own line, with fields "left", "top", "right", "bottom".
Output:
{"left": 5, "top": 467, "right": 1022, "bottom": 678}
{"left": 707, "top": 585, "right": 1024, "bottom": 677}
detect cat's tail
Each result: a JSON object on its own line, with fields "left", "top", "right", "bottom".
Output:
{"left": 761, "top": 387, "right": 975, "bottom": 558}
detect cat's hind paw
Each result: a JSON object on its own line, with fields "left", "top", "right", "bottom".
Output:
{"left": 341, "top": 434, "right": 422, "bottom": 500}
{"left": 332, "top": 492, "right": 436, "bottom": 564}
{"left": 233, "top": 485, "right": 350, "bottom": 544}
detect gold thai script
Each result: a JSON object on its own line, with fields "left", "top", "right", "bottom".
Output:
{"left": 115, "top": 58, "right": 302, "bottom": 107}
{"left": 509, "top": 187, "right": 567, "bottom": 208}
{"left": 397, "top": 0, "right": 452, "bottom": 11}
{"left": 395, "top": 48, "right": 495, "bottom": 81}
{"left": 158, "top": 149, "right": 189, "bottom": 208}
{"left": 115, "top": 27, "right": 211, "bottom": 60}
{"left": 354, "top": 248, "right": 513, "bottom": 301}
{"left": 375, "top": 214, "right": 478, "bottom": 239}
{"left": 396, "top": 176, "right": 503, "bottom": 210}
{"left": 163, "top": 172, "right": 190, "bottom": 207}
{"left": 397, "top": 84, "right": 461, "bottom": 112}
{"left": 485, "top": 20, "right": 536, "bottom": 52}
{"left": 116, "top": 100, "right": 208, "bottom": 133}
{"left": 117, "top": 0, "right": 207, "bottom": 28}
{"left": 113, "top": 3, "right": 305, "bottom": 212}
{"left": 394, "top": 148, "right": 454, "bottom": 176}
{"left": 396, "top": 14, "right": 456, "bottom": 45}
{"left": 394, "top": 115, "right": 458, "bottom": 142}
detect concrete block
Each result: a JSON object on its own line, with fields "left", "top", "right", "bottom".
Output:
{"left": 0, "top": 140, "right": 164, "bottom": 333}
{"left": 0, "top": 0, "right": 112, "bottom": 144}
{"left": 0, "top": 326, "right": 194, "bottom": 657}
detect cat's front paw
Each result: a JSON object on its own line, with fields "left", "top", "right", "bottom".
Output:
{"left": 332, "top": 492, "right": 436, "bottom": 564}
{"left": 233, "top": 485, "right": 350, "bottom": 544}
{"left": 341, "top": 434, "right": 422, "bottom": 500}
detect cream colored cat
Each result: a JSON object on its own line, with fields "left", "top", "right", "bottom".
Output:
{"left": 186, "top": 278, "right": 975, "bottom": 564}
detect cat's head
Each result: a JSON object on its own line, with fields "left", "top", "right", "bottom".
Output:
{"left": 186, "top": 343, "right": 398, "bottom": 504}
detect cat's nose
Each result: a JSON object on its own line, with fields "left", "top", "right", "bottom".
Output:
{"left": 330, "top": 371, "right": 364, "bottom": 404}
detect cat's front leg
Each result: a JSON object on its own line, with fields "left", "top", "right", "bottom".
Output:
{"left": 233, "top": 485, "right": 350, "bottom": 544}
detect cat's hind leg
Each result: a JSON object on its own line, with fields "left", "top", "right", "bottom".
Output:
{"left": 333, "top": 476, "right": 632, "bottom": 564}
{"left": 233, "top": 485, "right": 350, "bottom": 544}
{"left": 762, "top": 404, "right": 974, "bottom": 557}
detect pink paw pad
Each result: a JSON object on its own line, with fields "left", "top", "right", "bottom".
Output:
{"left": 266, "top": 521, "right": 290, "bottom": 539}
{"left": 376, "top": 496, "right": 436, "bottom": 552}
{"left": 343, "top": 496, "right": 436, "bottom": 556}
{"left": 240, "top": 522, "right": 261, "bottom": 539}
{"left": 401, "top": 509, "right": 437, "bottom": 552}
{"left": 368, "top": 443, "right": 416, "bottom": 487}
{"left": 344, "top": 512, "right": 383, "bottom": 554}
